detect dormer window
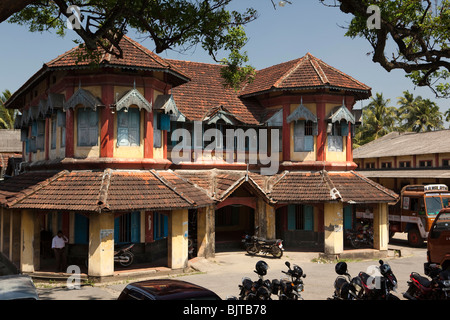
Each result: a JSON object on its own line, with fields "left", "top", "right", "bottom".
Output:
{"left": 287, "top": 100, "right": 318, "bottom": 153}
{"left": 117, "top": 108, "right": 140, "bottom": 147}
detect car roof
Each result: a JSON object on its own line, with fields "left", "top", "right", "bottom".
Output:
{"left": 0, "top": 275, "right": 39, "bottom": 300}
{"left": 124, "top": 279, "right": 220, "bottom": 300}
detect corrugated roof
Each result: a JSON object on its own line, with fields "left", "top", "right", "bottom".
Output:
{"left": 354, "top": 130, "right": 450, "bottom": 159}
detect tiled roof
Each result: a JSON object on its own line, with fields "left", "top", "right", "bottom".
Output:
{"left": 46, "top": 36, "right": 189, "bottom": 81}
{"left": 240, "top": 53, "right": 371, "bottom": 97}
{"left": 0, "top": 169, "right": 397, "bottom": 211}
{"left": 0, "top": 171, "right": 61, "bottom": 205}
{"left": 269, "top": 170, "right": 398, "bottom": 204}
{"left": 166, "top": 60, "right": 263, "bottom": 124}
{"left": 0, "top": 169, "right": 213, "bottom": 212}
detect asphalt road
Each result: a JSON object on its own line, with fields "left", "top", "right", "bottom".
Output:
{"left": 35, "top": 234, "right": 428, "bottom": 301}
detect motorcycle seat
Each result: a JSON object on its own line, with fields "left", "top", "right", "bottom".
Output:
{"left": 411, "top": 272, "right": 432, "bottom": 288}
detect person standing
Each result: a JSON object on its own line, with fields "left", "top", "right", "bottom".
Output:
{"left": 51, "top": 230, "right": 68, "bottom": 272}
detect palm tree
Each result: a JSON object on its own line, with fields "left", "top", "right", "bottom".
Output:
{"left": 397, "top": 91, "right": 444, "bottom": 132}
{"left": 354, "top": 92, "right": 398, "bottom": 147}
{"left": 0, "top": 89, "right": 15, "bottom": 129}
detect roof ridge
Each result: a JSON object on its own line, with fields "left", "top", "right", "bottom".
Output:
{"left": 149, "top": 169, "right": 195, "bottom": 205}
{"left": 122, "top": 36, "right": 169, "bottom": 69}
{"left": 97, "top": 168, "right": 112, "bottom": 212}
{"left": 309, "top": 56, "right": 329, "bottom": 84}
{"left": 313, "top": 55, "right": 370, "bottom": 89}
{"left": 273, "top": 56, "right": 306, "bottom": 88}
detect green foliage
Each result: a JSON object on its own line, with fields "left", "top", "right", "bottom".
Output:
{"left": 354, "top": 90, "right": 444, "bottom": 148}
{"left": 338, "top": 0, "right": 450, "bottom": 98}
{"left": 7, "top": 0, "right": 259, "bottom": 90}
{"left": 0, "top": 90, "right": 15, "bottom": 129}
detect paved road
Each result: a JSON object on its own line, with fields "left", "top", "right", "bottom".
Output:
{"left": 36, "top": 234, "right": 428, "bottom": 300}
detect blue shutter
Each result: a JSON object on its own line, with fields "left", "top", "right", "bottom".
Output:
{"left": 341, "top": 122, "right": 349, "bottom": 136}
{"left": 287, "top": 205, "right": 296, "bottom": 231}
{"left": 131, "top": 211, "right": 141, "bottom": 243}
{"left": 74, "top": 214, "right": 88, "bottom": 244}
{"left": 159, "top": 114, "right": 171, "bottom": 131}
{"left": 128, "top": 109, "right": 140, "bottom": 146}
{"left": 344, "top": 206, "right": 353, "bottom": 230}
{"left": 304, "top": 136, "right": 314, "bottom": 152}
{"left": 304, "top": 205, "right": 314, "bottom": 231}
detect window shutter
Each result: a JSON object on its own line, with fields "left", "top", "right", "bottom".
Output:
{"left": 304, "top": 205, "right": 314, "bottom": 231}
{"left": 304, "top": 136, "right": 314, "bottom": 152}
{"left": 293, "top": 120, "right": 305, "bottom": 152}
{"left": 153, "top": 113, "right": 162, "bottom": 148}
{"left": 287, "top": 205, "right": 296, "bottom": 231}
{"left": 341, "top": 122, "right": 349, "bottom": 136}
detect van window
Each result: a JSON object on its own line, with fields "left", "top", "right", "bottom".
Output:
{"left": 434, "top": 212, "right": 450, "bottom": 231}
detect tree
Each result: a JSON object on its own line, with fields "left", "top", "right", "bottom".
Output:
{"left": 354, "top": 92, "right": 398, "bottom": 147}
{"left": 0, "top": 90, "right": 15, "bottom": 129}
{"left": 2, "top": 0, "right": 261, "bottom": 89}
{"left": 321, "top": 0, "right": 450, "bottom": 98}
{"left": 397, "top": 90, "right": 444, "bottom": 132}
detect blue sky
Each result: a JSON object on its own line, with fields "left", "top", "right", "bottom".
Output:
{"left": 0, "top": 1, "right": 448, "bottom": 118}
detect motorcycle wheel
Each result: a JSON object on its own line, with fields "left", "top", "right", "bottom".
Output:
{"left": 246, "top": 245, "right": 258, "bottom": 255}
{"left": 350, "top": 238, "right": 361, "bottom": 249}
{"left": 271, "top": 246, "right": 283, "bottom": 258}
{"left": 118, "top": 252, "right": 134, "bottom": 267}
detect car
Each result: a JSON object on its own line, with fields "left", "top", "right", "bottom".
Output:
{"left": 117, "top": 279, "right": 221, "bottom": 300}
{"left": 0, "top": 252, "right": 39, "bottom": 300}
{"left": 426, "top": 207, "right": 450, "bottom": 273}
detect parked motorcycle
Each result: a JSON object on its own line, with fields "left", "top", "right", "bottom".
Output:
{"left": 403, "top": 263, "right": 450, "bottom": 300}
{"left": 346, "top": 220, "right": 373, "bottom": 248}
{"left": 358, "top": 260, "right": 399, "bottom": 300}
{"left": 328, "top": 261, "right": 363, "bottom": 300}
{"left": 115, "top": 243, "right": 135, "bottom": 267}
{"left": 243, "top": 227, "right": 284, "bottom": 258}
{"left": 85, "top": 243, "right": 135, "bottom": 268}
{"left": 237, "top": 260, "right": 272, "bottom": 300}
{"left": 272, "top": 261, "right": 306, "bottom": 300}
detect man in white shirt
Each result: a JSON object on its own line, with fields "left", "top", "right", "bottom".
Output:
{"left": 51, "top": 230, "right": 68, "bottom": 272}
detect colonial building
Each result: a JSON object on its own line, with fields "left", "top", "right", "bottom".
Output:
{"left": 0, "top": 36, "right": 397, "bottom": 279}
{"left": 0, "top": 129, "right": 21, "bottom": 179}
{"left": 354, "top": 130, "right": 450, "bottom": 193}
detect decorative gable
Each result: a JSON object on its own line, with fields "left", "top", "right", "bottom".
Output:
{"left": 329, "top": 104, "right": 355, "bottom": 124}
{"left": 115, "top": 88, "right": 152, "bottom": 112}
{"left": 64, "top": 88, "right": 103, "bottom": 111}
{"left": 286, "top": 101, "right": 317, "bottom": 124}
{"left": 153, "top": 94, "right": 186, "bottom": 122}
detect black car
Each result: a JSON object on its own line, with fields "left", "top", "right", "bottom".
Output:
{"left": 0, "top": 252, "right": 39, "bottom": 300}
{"left": 117, "top": 279, "right": 221, "bottom": 300}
